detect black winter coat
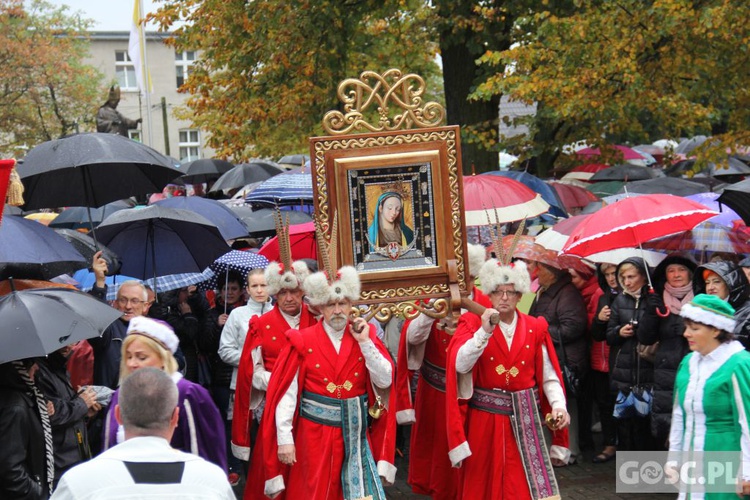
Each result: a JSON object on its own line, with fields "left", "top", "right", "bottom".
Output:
{"left": 637, "top": 254, "right": 696, "bottom": 443}
{"left": 694, "top": 260, "right": 750, "bottom": 350}
{"left": 529, "top": 273, "right": 589, "bottom": 375}
{"left": 0, "top": 364, "right": 47, "bottom": 500}
{"left": 606, "top": 258, "right": 654, "bottom": 394}
{"left": 35, "top": 353, "right": 91, "bottom": 484}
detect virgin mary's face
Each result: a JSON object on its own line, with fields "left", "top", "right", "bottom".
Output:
{"left": 380, "top": 196, "right": 402, "bottom": 224}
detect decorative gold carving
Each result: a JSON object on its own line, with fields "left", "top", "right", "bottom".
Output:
{"left": 351, "top": 298, "right": 451, "bottom": 325}
{"left": 322, "top": 69, "right": 445, "bottom": 135}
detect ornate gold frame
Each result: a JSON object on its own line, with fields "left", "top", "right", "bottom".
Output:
{"left": 310, "top": 127, "right": 467, "bottom": 322}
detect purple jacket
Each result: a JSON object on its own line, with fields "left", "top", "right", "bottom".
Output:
{"left": 103, "top": 373, "right": 227, "bottom": 472}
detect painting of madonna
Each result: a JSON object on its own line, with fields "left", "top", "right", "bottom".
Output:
{"left": 367, "top": 191, "right": 414, "bottom": 251}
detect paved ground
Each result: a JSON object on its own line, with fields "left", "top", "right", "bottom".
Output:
{"left": 232, "top": 430, "right": 667, "bottom": 499}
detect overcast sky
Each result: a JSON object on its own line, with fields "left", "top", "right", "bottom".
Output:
{"left": 44, "top": 0, "right": 161, "bottom": 31}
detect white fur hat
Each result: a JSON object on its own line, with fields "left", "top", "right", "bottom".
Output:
{"left": 264, "top": 260, "right": 311, "bottom": 296}
{"left": 467, "top": 244, "right": 488, "bottom": 278}
{"left": 478, "top": 258, "right": 531, "bottom": 295}
{"left": 126, "top": 316, "right": 180, "bottom": 353}
{"left": 302, "top": 266, "right": 361, "bottom": 306}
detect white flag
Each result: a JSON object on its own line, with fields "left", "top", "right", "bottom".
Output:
{"left": 128, "top": 0, "right": 151, "bottom": 93}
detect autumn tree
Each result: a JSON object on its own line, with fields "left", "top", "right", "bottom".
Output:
{"left": 148, "top": 0, "right": 441, "bottom": 161}
{"left": 473, "top": 0, "right": 750, "bottom": 176}
{"left": 0, "top": 0, "right": 103, "bottom": 152}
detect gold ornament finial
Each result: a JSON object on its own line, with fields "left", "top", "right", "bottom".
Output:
{"left": 322, "top": 68, "right": 445, "bottom": 135}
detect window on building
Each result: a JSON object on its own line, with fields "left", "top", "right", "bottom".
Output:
{"left": 175, "top": 51, "right": 196, "bottom": 88}
{"left": 128, "top": 129, "right": 142, "bottom": 142}
{"left": 179, "top": 129, "right": 201, "bottom": 161}
{"left": 115, "top": 50, "right": 137, "bottom": 90}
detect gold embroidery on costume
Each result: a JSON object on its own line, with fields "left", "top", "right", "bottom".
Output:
{"left": 496, "top": 364, "right": 520, "bottom": 384}
{"left": 326, "top": 380, "right": 354, "bottom": 398}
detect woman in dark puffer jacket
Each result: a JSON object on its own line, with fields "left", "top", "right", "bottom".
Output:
{"left": 636, "top": 253, "right": 696, "bottom": 449}
{"left": 606, "top": 257, "right": 656, "bottom": 452}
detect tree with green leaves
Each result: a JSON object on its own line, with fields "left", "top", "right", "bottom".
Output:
{"left": 148, "top": 0, "right": 441, "bottom": 161}
{"left": 0, "top": 0, "right": 103, "bottom": 152}
{"left": 473, "top": 0, "right": 750, "bottom": 176}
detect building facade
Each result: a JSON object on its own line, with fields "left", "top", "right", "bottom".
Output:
{"left": 85, "top": 31, "right": 214, "bottom": 161}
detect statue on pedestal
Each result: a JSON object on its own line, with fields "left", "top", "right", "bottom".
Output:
{"left": 96, "top": 85, "right": 142, "bottom": 136}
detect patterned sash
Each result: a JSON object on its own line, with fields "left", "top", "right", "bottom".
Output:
{"left": 470, "top": 386, "right": 561, "bottom": 500}
{"left": 419, "top": 359, "right": 446, "bottom": 393}
{"left": 300, "top": 391, "right": 385, "bottom": 500}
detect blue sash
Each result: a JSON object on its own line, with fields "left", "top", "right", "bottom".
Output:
{"left": 300, "top": 391, "right": 385, "bottom": 500}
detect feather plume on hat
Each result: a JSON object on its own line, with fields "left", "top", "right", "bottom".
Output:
{"left": 264, "top": 208, "right": 311, "bottom": 296}
{"left": 303, "top": 211, "right": 361, "bottom": 306}
{"left": 478, "top": 209, "right": 530, "bottom": 294}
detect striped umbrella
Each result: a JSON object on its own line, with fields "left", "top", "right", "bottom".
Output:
{"left": 643, "top": 221, "right": 750, "bottom": 256}
{"left": 72, "top": 269, "right": 208, "bottom": 302}
{"left": 245, "top": 167, "right": 313, "bottom": 207}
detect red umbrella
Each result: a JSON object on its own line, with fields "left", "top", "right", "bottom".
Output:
{"left": 536, "top": 214, "right": 591, "bottom": 251}
{"left": 548, "top": 181, "right": 599, "bottom": 212}
{"left": 561, "top": 194, "right": 717, "bottom": 258}
{"left": 561, "top": 163, "right": 611, "bottom": 183}
{"left": 462, "top": 175, "right": 549, "bottom": 226}
{"left": 258, "top": 221, "right": 317, "bottom": 261}
{"left": 575, "top": 145, "right": 648, "bottom": 162}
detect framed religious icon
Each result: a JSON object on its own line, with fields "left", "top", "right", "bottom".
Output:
{"left": 310, "top": 125, "right": 468, "bottom": 321}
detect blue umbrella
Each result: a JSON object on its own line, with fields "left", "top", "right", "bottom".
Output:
{"left": 155, "top": 196, "right": 249, "bottom": 240}
{"left": 198, "top": 250, "right": 270, "bottom": 291}
{"left": 245, "top": 167, "right": 313, "bottom": 207}
{"left": 0, "top": 215, "right": 86, "bottom": 280}
{"left": 72, "top": 269, "right": 207, "bottom": 301}
{"left": 485, "top": 171, "right": 568, "bottom": 217}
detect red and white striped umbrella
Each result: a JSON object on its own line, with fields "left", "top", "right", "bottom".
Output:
{"left": 463, "top": 175, "right": 549, "bottom": 227}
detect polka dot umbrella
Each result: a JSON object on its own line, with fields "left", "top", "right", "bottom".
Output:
{"left": 198, "top": 250, "right": 270, "bottom": 291}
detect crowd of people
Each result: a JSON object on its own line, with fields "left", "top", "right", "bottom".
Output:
{"left": 5, "top": 214, "right": 750, "bottom": 499}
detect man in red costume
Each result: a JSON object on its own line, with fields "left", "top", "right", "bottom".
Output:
{"left": 261, "top": 265, "right": 397, "bottom": 500}
{"left": 231, "top": 259, "right": 316, "bottom": 500}
{"left": 446, "top": 258, "right": 570, "bottom": 500}
{"left": 395, "top": 243, "right": 491, "bottom": 499}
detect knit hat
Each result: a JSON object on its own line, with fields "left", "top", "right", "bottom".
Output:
{"left": 126, "top": 316, "right": 180, "bottom": 353}
{"left": 479, "top": 259, "right": 532, "bottom": 294}
{"left": 679, "top": 293, "right": 736, "bottom": 332}
{"left": 466, "top": 244, "right": 487, "bottom": 278}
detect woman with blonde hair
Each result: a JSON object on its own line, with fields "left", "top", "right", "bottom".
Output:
{"left": 102, "top": 316, "right": 227, "bottom": 472}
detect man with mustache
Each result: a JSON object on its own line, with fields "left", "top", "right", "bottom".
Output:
{"left": 260, "top": 265, "right": 396, "bottom": 500}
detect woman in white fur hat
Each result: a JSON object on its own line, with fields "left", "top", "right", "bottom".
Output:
{"left": 101, "top": 316, "right": 227, "bottom": 473}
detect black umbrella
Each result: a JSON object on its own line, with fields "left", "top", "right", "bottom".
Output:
{"left": 0, "top": 287, "right": 123, "bottom": 364}
{"left": 53, "top": 229, "right": 122, "bottom": 276}
{"left": 210, "top": 161, "right": 284, "bottom": 192}
{"left": 48, "top": 199, "right": 135, "bottom": 231}
{"left": 95, "top": 205, "right": 231, "bottom": 282}
{"left": 589, "top": 164, "right": 663, "bottom": 182}
{"left": 666, "top": 157, "right": 750, "bottom": 178}
{"left": 277, "top": 154, "right": 310, "bottom": 169}
{"left": 19, "top": 132, "right": 182, "bottom": 210}
{"left": 617, "top": 177, "right": 708, "bottom": 197}
{"left": 240, "top": 208, "right": 313, "bottom": 237}
{"left": 0, "top": 215, "right": 86, "bottom": 280}
{"left": 180, "top": 158, "right": 235, "bottom": 184}
{"left": 717, "top": 179, "right": 750, "bottom": 225}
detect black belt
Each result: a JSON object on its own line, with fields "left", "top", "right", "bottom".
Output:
{"left": 420, "top": 359, "right": 447, "bottom": 393}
